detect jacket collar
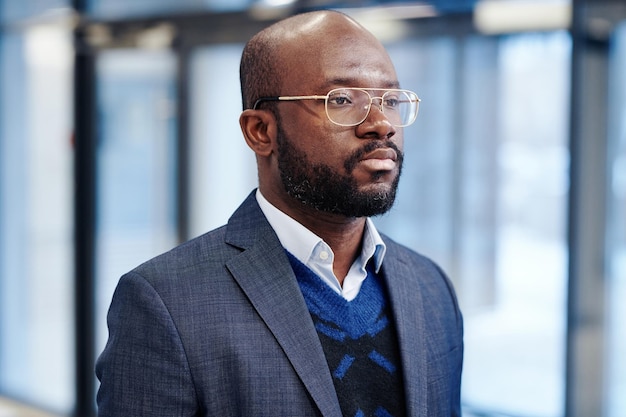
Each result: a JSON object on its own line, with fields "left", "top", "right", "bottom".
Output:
{"left": 224, "top": 191, "right": 343, "bottom": 417}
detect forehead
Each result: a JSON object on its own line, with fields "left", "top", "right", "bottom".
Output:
{"left": 275, "top": 17, "right": 399, "bottom": 91}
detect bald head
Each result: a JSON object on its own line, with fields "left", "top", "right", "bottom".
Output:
{"left": 239, "top": 10, "right": 393, "bottom": 110}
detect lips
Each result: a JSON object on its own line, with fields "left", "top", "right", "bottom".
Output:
{"left": 359, "top": 147, "right": 398, "bottom": 171}
{"left": 361, "top": 148, "right": 398, "bottom": 162}
{"left": 345, "top": 141, "right": 402, "bottom": 173}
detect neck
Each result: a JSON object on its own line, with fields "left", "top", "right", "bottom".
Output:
{"left": 266, "top": 190, "right": 367, "bottom": 284}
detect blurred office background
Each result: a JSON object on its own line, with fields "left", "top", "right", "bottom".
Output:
{"left": 0, "top": 0, "right": 624, "bottom": 416}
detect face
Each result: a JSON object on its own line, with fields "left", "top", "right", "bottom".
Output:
{"left": 271, "top": 14, "right": 405, "bottom": 218}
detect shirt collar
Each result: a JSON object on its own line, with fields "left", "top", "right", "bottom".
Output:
{"left": 255, "top": 189, "right": 386, "bottom": 272}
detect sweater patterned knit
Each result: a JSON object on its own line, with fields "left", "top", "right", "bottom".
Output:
{"left": 286, "top": 252, "right": 407, "bottom": 417}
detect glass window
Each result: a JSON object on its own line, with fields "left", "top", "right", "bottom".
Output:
{"left": 607, "top": 20, "right": 626, "bottom": 417}
{"left": 188, "top": 44, "right": 257, "bottom": 237}
{"left": 1, "top": 0, "right": 69, "bottom": 23}
{"left": 86, "top": 0, "right": 251, "bottom": 19}
{"left": 464, "top": 33, "right": 569, "bottom": 417}
{"left": 94, "top": 50, "right": 179, "bottom": 355}
{"left": 0, "top": 24, "right": 74, "bottom": 413}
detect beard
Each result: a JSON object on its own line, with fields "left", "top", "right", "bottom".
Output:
{"left": 275, "top": 121, "right": 403, "bottom": 218}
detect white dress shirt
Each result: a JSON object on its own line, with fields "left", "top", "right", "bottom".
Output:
{"left": 256, "top": 190, "right": 386, "bottom": 301}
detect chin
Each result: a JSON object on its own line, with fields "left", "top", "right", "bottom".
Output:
{"left": 362, "top": 174, "right": 398, "bottom": 192}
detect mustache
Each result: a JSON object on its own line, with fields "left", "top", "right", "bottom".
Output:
{"left": 344, "top": 140, "right": 404, "bottom": 173}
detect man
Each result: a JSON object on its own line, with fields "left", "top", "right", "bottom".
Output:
{"left": 96, "top": 10, "right": 463, "bottom": 417}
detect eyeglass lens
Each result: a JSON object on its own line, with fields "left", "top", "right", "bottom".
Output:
{"left": 326, "top": 88, "right": 419, "bottom": 127}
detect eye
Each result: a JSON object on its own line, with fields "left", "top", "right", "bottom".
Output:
{"left": 329, "top": 96, "right": 352, "bottom": 106}
{"left": 327, "top": 92, "right": 354, "bottom": 107}
{"left": 383, "top": 95, "right": 400, "bottom": 108}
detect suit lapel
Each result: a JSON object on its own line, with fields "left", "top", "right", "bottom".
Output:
{"left": 381, "top": 244, "right": 429, "bottom": 417}
{"left": 224, "top": 194, "right": 343, "bottom": 417}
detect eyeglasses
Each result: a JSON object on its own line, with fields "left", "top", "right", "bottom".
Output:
{"left": 253, "top": 87, "right": 420, "bottom": 127}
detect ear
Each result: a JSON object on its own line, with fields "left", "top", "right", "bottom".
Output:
{"left": 239, "top": 109, "right": 276, "bottom": 157}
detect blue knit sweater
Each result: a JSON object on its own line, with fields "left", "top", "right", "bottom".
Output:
{"left": 287, "top": 252, "right": 406, "bottom": 417}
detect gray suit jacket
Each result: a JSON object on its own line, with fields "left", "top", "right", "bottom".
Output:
{"left": 96, "top": 191, "right": 463, "bottom": 416}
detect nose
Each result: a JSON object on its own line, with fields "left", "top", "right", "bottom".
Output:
{"left": 356, "top": 101, "right": 397, "bottom": 140}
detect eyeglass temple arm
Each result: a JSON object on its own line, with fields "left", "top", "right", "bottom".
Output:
{"left": 252, "top": 95, "right": 327, "bottom": 110}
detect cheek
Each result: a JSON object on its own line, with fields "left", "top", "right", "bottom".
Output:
{"left": 280, "top": 102, "right": 326, "bottom": 131}
{"left": 308, "top": 132, "right": 357, "bottom": 169}
{"left": 281, "top": 113, "right": 345, "bottom": 157}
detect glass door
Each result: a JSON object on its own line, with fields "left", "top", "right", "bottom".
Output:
{"left": 0, "top": 24, "right": 74, "bottom": 414}
{"left": 607, "top": 19, "right": 626, "bottom": 417}
{"left": 188, "top": 44, "right": 257, "bottom": 237}
{"left": 94, "top": 49, "right": 179, "bottom": 355}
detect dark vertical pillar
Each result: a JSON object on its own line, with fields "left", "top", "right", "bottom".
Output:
{"left": 175, "top": 42, "right": 190, "bottom": 243}
{"left": 72, "top": 2, "right": 97, "bottom": 415}
{"left": 565, "top": 0, "right": 611, "bottom": 415}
